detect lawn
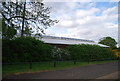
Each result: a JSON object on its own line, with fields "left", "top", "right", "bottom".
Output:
{"left": 2, "top": 60, "right": 118, "bottom": 76}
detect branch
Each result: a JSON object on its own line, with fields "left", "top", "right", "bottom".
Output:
{"left": 8, "top": 16, "right": 35, "bottom": 21}
{"left": 1, "top": 12, "right": 9, "bottom": 21}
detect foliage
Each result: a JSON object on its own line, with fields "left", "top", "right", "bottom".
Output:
{"left": 51, "top": 46, "right": 62, "bottom": 60}
{"left": 2, "top": 18, "right": 17, "bottom": 39}
{"left": 118, "top": 47, "right": 120, "bottom": 52}
{"left": 1, "top": 1, "right": 58, "bottom": 37}
{"left": 2, "top": 36, "right": 53, "bottom": 63}
{"left": 112, "top": 49, "right": 120, "bottom": 60}
{"left": 66, "top": 44, "right": 115, "bottom": 60}
{"left": 98, "top": 37, "right": 117, "bottom": 49}
{"left": 51, "top": 46, "right": 70, "bottom": 61}
{"left": 3, "top": 37, "right": 115, "bottom": 63}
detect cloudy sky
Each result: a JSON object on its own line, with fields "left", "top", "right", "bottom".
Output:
{"left": 44, "top": 2, "right": 118, "bottom": 43}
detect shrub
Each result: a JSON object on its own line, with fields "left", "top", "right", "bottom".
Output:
{"left": 66, "top": 44, "right": 115, "bottom": 60}
{"left": 2, "top": 37, "right": 116, "bottom": 63}
{"left": 2, "top": 36, "right": 53, "bottom": 63}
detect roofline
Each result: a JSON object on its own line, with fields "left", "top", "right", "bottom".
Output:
{"left": 40, "top": 35, "right": 95, "bottom": 43}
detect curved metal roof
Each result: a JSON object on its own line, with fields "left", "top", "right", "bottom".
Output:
{"left": 38, "top": 35, "right": 109, "bottom": 47}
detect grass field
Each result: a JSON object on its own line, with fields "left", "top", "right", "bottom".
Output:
{"left": 2, "top": 60, "right": 118, "bottom": 76}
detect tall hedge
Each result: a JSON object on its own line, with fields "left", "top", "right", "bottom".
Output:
{"left": 2, "top": 37, "right": 116, "bottom": 63}
{"left": 2, "top": 37, "right": 53, "bottom": 63}
{"left": 66, "top": 44, "right": 115, "bottom": 60}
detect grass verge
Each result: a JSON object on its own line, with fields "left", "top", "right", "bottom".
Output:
{"left": 2, "top": 60, "right": 118, "bottom": 76}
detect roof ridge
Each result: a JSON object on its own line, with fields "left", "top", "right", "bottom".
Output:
{"left": 41, "top": 35, "right": 94, "bottom": 43}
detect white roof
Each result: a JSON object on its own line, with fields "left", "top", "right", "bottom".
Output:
{"left": 37, "top": 35, "right": 109, "bottom": 47}
{"left": 96, "top": 44, "right": 110, "bottom": 47}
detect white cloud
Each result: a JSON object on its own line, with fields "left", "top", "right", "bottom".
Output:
{"left": 60, "top": 20, "right": 74, "bottom": 27}
{"left": 44, "top": 0, "right": 92, "bottom": 2}
{"left": 105, "top": 23, "right": 118, "bottom": 28}
{"left": 102, "top": 6, "right": 118, "bottom": 15}
{"left": 76, "top": 8, "right": 100, "bottom": 17}
{"left": 44, "top": 2, "right": 118, "bottom": 42}
{"left": 109, "top": 0, "right": 119, "bottom": 2}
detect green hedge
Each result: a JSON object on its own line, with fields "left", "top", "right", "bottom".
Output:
{"left": 2, "top": 37, "right": 53, "bottom": 63}
{"left": 66, "top": 44, "right": 115, "bottom": 60}
{"left": 2, "top": 37, "right": 115, "bottom": 63}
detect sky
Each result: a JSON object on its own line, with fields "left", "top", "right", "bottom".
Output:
{"left": 43, "top": 1, "right": 118, "bottom": 44}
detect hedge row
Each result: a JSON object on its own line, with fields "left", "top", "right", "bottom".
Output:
{"left": 2, "top": 37, "right": 115, "bottom": 63}
{"left": 2, "top": 37, "right": 53, "bottom": 63}
{"left": 66, "top": 44, "right": 115, "bottom": 60}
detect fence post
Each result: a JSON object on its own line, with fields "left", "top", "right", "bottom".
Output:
{"left": 29, "top": 62, "right": 32, "bottom": 69}
{"left": 88, "top": 59, "right": 90, "bottom": 64}
{"left": 54, "top": 61, "right": 56, "bottom": 67}
{"left": 74, "top": 61, "right": 76, "bottom": 65}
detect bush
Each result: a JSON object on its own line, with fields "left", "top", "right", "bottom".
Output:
{"left": 2, "top": 37, "right": 116, "bottom": 63}
{"left": 2, "top": 36, "right": 53, "bottom": 63}
{"left": 66, "top": 44, "right": 115, "bottom": 60}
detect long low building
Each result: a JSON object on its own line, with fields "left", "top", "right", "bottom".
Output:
{"left": 36, "top": 35, "right": 109, "bottom": 48}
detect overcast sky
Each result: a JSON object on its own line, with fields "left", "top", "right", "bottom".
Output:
{"left": 43, "top": 2, "right": 118, "bottom": 43}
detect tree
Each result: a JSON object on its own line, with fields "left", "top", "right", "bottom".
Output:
{"left": 1, "top": 0, "right": 58, "bottom": 38}
{"left": 52, "top": 46, "right": 62, "bottom": 60}
{"left": 98, "top": 37, "right": 117, "bottom": 49}
{"left": 2, "top": 18, "right": 17, "bottom": 39}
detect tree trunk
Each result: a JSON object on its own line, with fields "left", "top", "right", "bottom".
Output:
{"left": 21, "top": 2, "right": 26, "bottom": 37}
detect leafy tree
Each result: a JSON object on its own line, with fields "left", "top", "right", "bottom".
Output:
{"left": 51, "top": 46, "right": 70, "bottom": 61}
{"left": 52, "top": 46, "right": 62, "bottom": 60}
{"left": 2, "top": 18, "right": 17, "bottom": 39}
{"left": 98, "top": 37, "right": 117, "bottom": 49}
{"left": 1, "top": 0, "right": 58, "bottom": 37}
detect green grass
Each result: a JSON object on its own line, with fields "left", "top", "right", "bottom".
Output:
{"left": 2, "top": 60, "right": 118, "bottom": 76}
